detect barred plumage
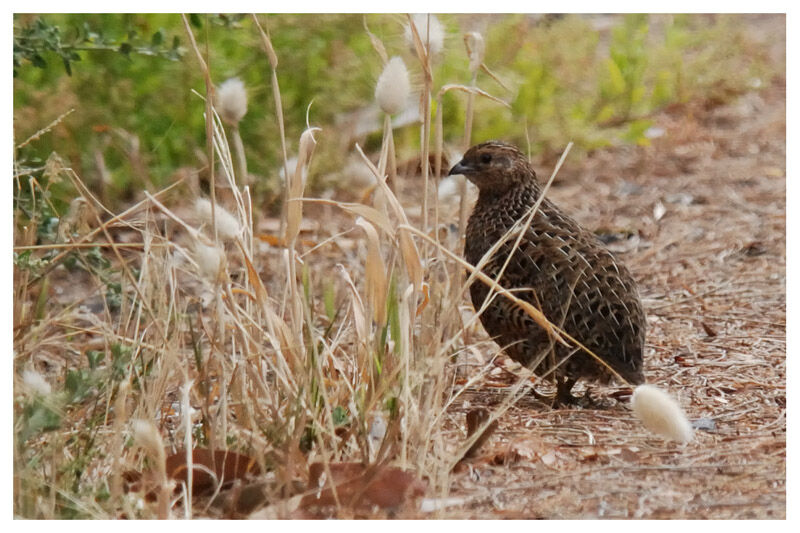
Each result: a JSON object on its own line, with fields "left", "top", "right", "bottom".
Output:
{"left": 450, "top": 141, "right": 646, "bottom": 402}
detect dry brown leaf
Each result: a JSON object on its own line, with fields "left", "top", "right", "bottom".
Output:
{"left": 285, "top": 127, "right": 320, "bottom": 245}
{"left": 300, "top": 462, "right": 426, "bottom": 511}
{"left": 123, "top": 449, "right": 261, "bottom": 500}
{"left": 166, "top": 449, "right": 262, "bottom": 495}
{"left": 356, "top": 217, "right": 388, "bottom": 326}
{"left": 256, "top": 233, "right": 285, "bottom": 247}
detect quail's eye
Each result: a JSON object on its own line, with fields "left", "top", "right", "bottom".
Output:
{"left": 480, "top": 153, "right": 492, "bottom": 164}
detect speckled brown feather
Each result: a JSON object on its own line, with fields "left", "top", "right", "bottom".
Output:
{"left": 452, "top": 141, "right": 645, "bottom": 388}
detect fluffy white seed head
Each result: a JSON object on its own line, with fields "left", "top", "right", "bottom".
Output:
{"left": 405, "top": 14, "right": 445, "bottom": 57}
{"left": 217, "top": 77, "right": 248, "bottom": 125}
{"left": 375, "top": 56, "right": 411, "bottom": 116}
{"left": 632, "top": 385, "right": 694, "bottom": 444}
{"left": 131, "top": 419, "right": 166, "bottom": 463}
{"left": 192, "top": 237, "right": 227, "bottom": 283}
{"left": 437, "top": 175, "right": 462, "bottom": 203}
{"left": 22, "top": 369, "right": 51, "bottom": 397}
{"left": 194, "top": 198, "right": 241, "bottom": 242}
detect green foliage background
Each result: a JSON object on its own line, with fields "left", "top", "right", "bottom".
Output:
{"left": 14, "top": 13, "right": 774, "bottom": 212}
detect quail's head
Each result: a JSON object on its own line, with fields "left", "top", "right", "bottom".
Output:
{"left": 448, "top": 140, "right": 535, "bottom": 194}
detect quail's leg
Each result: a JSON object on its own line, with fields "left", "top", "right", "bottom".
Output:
{"left": 553, "top": 377, "right": 610, "bottom": 408}
{"left": 554, "top": 377, "right": 579, "bottom": 406}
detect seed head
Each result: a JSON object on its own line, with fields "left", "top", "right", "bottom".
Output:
{"left": 216, "top": 77, "right": 248, "bottom": 126}
{"left": 194, "top": 197, "right": 241, "bottom": 242}
{"left": 375, "top": 56, "right": 411, "bottom": 116}
{"left": 131, "top": 419, "right": 166, "bottom": 461}
{"left": 192, "top": 236, "right": 227, "bottom": 283}
{"left": 22, "top": 369, "right": 51, "bottom": 397}
{"left": 632, "top": 385, "right": 694, "bottom": 444}
{"left": 405, "top": 14, "right": 445, "bottom": 57}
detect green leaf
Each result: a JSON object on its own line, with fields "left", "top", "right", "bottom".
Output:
{"left": 622, "top": 119, "right": 653, "bottom": 146}
{"left": 31, "top": 53, "right": 47, "bottom": 69}
{"left": 151, "top": 29, "right": 163, "bottom": 46}
{"left": 332, "top": 405, "right": 348, "bottom": 426}
{"left": 23, "top": 402, "right": 61, "bottom": 437}
{"left": 65, "top": 369, "right": 92, "bottom": 403}
{"left": 606, "top": 58, "right": 626, "bottom": 95}
{"left": 86, "top": 350, "right": 105, "bottom": 370}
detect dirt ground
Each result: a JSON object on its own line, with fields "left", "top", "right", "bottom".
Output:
{"left": 425, "top": 62, "right": 786, "bottom": 521}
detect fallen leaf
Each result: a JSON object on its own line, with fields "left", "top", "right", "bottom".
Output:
{"left": 300, "top": 462, "right": 426, "bottom": 512}
{"left": 165, "top": 449, "right": 262, "bottom": 495}
{"left": 124, "top": 448, "right": 262, "bottom": 501}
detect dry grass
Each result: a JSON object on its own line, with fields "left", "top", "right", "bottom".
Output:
{"left": 13, "top": 15, "right": 785, "bottom": 519}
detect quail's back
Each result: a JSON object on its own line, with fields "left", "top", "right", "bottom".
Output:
{"left": 450, "top": 141, "right": 645, "bottom": 397}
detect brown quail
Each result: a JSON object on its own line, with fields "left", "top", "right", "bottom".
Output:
{"left": 449, "top": 141, "right": 645, "bottom": 403}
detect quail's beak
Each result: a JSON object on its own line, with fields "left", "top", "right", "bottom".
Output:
{"left": 448, "top": 160, "right": 473, "bottom": 176}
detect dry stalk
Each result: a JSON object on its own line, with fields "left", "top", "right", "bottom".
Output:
{"left": 406, "top": 14, "right": 435, "bottom": 241}
{"left": 181, "top": 14, "right": 217, "bottom": 242}
{"left": 252, "top": 14, "right": 291, "bottom": 234}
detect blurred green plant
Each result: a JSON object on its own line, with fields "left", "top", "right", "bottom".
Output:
{"left": 503, "top": 14, "right": 773, "bottom": 156}
{"left": 13, "top": 13, "right": 776, "bottom": 212}
{"left": 14, "top": 340, "right": 141, "bottom": 518}
{"left": 13, "top": 17, "right": 184, "bottom": 77}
